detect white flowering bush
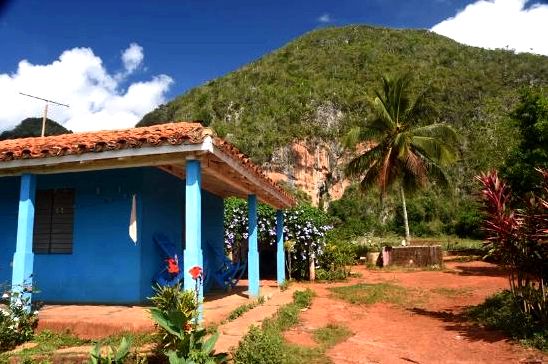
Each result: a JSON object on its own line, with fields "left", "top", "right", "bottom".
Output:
{"left": 0, "top": 280, "right": 38, "bottom": 352}
{"left": 224, "top": 198, "right": 332, "bottom": 279}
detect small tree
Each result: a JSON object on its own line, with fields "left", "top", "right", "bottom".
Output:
{"left": 477, "top": 169, "right": 547, "bottom": 324}
{"left": 345, "top": 74, "right": 458, "bottom": 243}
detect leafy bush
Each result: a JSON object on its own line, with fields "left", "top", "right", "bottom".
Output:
{"left": 233, "top": 289, "right": 315, "bottom": 364}
{"left": 0, "top": 287, "right": 38, "bottom": 352}
{"left": 148, "top": 283, "right": 197, "bottom": 352}
{"left": 89, "top": 337, "right": 133, "bottom": 364}
{"left": 224, "top": 198, "right": 331, "bottom": 279}
{"left": 148, "top": 277, "right": 228, "bottom": 363}
{"left": 316, "top": 238, "right": 356, "bottom": 280}
{"left": 468, "top": 290, "right": 548, "bottom": 351}
{"left": 477, "top": 169, "right": 547, "bottom": 328}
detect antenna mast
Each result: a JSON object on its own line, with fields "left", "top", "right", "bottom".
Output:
{"left": 19, "top": 93, "right": 69, "bottom": 137}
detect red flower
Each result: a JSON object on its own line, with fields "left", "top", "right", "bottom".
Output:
{"left": 189, "top": 265, "right": 202, "bottom": 280}
{"left": 166, "top": 258, "right": 180, "bottom": 274}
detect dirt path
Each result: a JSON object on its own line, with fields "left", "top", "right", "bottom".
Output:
{"left": 285, "top": 260, "right": 547, "bottom": 364}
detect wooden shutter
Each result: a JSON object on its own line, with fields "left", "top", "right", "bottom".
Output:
{"left": 33, "top": 189, "right": 74, "bottom": 254}
{"left": 50, "top": 189, "right": 74, "bottom": 254}
{"left": 33, "top": 190, "right": 54, "bottom": 254}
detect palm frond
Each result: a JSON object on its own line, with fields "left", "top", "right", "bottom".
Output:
{"left": 345, "top": 143, "right": 383, "bottom": 177}
{"left": 411, "top": 136, "right": 457, "bottom": 165}
{"left": 359, "top": 160, "right": 382, "bottom": 192}
{"left": 372, "top": 97, "right": 396, "bottom": 130}
{"left": 411, "top": 123, "right": 459, "bottom": 145}
{"left": 343, "top": 126, "right": 363, "bottom": 148}
{"left": 403, "top": 151, "right": 428, "bottom": 186}
{"left": 379, "top": 146, "right": 396, "bottom": 196}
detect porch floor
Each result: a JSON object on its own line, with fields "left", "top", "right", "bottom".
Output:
{"left": 36, "top": 279, "right": 281, "bottom": 339}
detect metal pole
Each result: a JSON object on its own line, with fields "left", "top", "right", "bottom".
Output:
{"left": 41, "top": 103, "right": 48, "bottom": 137}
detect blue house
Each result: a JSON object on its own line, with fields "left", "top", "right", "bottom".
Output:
{"left": 0, "top": 122, "right": 294, "bottom": 310}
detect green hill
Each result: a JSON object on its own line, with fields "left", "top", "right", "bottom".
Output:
{"left": 139, "top": 25, "right": 548, "bottom": 196}
{"left": 0, "top": 118, "right": 71, "bottom": 140}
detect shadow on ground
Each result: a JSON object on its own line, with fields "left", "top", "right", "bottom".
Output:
{"left": 444, "top": 264, "right": 508, "bottom": 277}
{"left": 409, "top": 307, "right": 511, "bottom": 344}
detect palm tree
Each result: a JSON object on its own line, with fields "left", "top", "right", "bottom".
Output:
{"left": 345, "top": 74, "right": 458, "bottom": 243}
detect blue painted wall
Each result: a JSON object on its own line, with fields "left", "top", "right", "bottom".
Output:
{"left": 0, "top": 167, "right": 225, "bottom": 304}
{"left": 0, "top": 177, "right": 19, "bottom": 288}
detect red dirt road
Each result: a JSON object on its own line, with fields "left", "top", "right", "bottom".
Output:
{"left": 285, "top": 260, "right": 547, "bottom": 364}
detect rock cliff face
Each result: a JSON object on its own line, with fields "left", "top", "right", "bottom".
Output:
{"left": 266, "top": 140, "right": 350, "bottom": 207}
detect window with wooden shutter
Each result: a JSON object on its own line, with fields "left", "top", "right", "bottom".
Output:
{"left": 33, "top": 189, "right": 75, "bottom": 254}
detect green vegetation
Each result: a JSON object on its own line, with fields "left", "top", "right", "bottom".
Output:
{"left": 225, "top": 296, "right": 266, "bottom": 322}
{"left": 89, "top": 336, "right": 134, "bottom": 364}
{"left": 345, "top": 73, "right": 458, "bottom": 243}
{"left": 0, "top": 330, "right": 155, "bottom": 363}
{"left": 500, "top": 88, "right": 548, "bottom": 196}
{"left": 431, "top": 287, "right": 471, "bottom": 298}
{"left": 148, "top": 282, "right": 228, "bottom": 363}
{"left": 233, "top": 289, "right": 327, "bottom": 364}
{"left": 312, "top": 324, "right": 352, "bottom": 348}
{"left": 0, "top": 117, "right": 71, "bottom": 140}
{"left": 330, "top": 283, "right": 408, "bottom": 306}
{"left": 468, "top": 290, "right": 548, "bottom": 351}
{"left": 140, "top": 25, "right": 546, "bottom": 188}
{"left": 140, "top": 25, "right": 548, "bottom": 241}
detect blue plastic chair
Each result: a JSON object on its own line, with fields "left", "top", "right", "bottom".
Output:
{"left": 152, "top": 233, "right": 185, "bottom": 287}
{"left": 204, "top": 240, "right": 247, "bottom": 291}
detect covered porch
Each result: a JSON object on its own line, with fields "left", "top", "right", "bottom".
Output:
{"left": 0, "top": 122, "right": 294, "bottom": 318}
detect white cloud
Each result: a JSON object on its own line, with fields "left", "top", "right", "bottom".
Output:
{"left": 431, "top": 0, "right": 548, "bottom": 56}
{"left": 121, "top": 43, "right": 144, "bottom": 74}
{"left": 317, "top": 13, "right": 333, "bottom": 23}
{"left": 0, "top": 44, "right": 173, "bottom": 132}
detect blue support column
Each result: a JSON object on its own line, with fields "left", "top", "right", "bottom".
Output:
{"left": 11, "top": 174, "right": 36, "bottom": 309}
{"left": 276, "top": 210, "right": 285, "bottom": 286}
{"left": 183, "top": 160, "right": 203, "bottom": 317}
{"left": 247, "top": 195, "right": 260, "bottom": 297}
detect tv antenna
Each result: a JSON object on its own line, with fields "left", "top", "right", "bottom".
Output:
{"left": 19, "top": 92, "right": 69, "bottom": 137}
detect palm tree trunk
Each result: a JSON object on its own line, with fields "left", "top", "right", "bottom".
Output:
{"left": 401, "top": 186, "right": 411, "bottom": 244}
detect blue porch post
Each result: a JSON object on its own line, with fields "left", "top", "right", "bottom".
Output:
{"left": 183, "top": 160, "right": 203, "bottom": 316}
{"left": 276, "top": 210, "right": 285, "bottom": 285}
{"left": 11, "top": 173, "right": 36, "bottom": 309}
{"left": 247, "top": 195, "right": 259, "bottom": 297}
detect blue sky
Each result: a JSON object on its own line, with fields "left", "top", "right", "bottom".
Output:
{"left": 0, "top": 0, "right": 546, "bottom": 131}
{"left": 0, "top": 0, "right": 475, "bottom": 96}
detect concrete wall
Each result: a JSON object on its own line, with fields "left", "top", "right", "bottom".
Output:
{"left": 0, "top": 176, "right": 19, "bottom": 288}
{"left": 0, "top": 167, "right": 225, "bottom": 304}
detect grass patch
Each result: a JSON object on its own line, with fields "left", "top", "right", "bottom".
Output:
{"left": 0, "top": 330, "right": 88, "bottom": 362}
{"left": 431, "top": 287, "right": 472, "bottom": 298}
{"left": 467, "top": 290, "right": 548, "bottom": 351}
{"left": 313, "top": 324, "right": 352, "bottom": 348}
{"left": 234, "top": 289, "right": 330, "bottom": 364}
{"left": 329, "top": 283, "right": 408, "bottom": 306}
{"left": 92, "top": 331, "right": 156, "bottom": 348}
{"left": 226, "top": 296, "right": 266, "bottom": 322}
{"left": 1, "top": 330, "right": 156, "bottom": 363}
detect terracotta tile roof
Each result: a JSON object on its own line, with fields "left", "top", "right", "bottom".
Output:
{"left": 0, "top": 121, "right": 294, "bottom": 206}
{"left": 0, "top": 122, "right": 209, "bottom": 161}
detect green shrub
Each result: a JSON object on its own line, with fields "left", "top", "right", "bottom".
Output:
{"left": 293, "top": 289, "right": 314, "bottom": 309}
{"left": 233, "top": 325, "right": 285, "bottom": 364}
{"left": 468, "top": 290, "right": 548, "bottom": 351}
{"left": 0, "top": 289, "right": 38, "bottom": 352}
{"left": 225, "top": 198, "right": 331, "bottom": 280}
{"left": 148, "top": 283, "right": 197, "bottom": 352}
{"left": 148, "top": 281, "right": 228, "bottom": 363}
{"left": 316, "top": 238, "right": 356, "bottom": 281}
{"left": 233, "top": 289, "right": 316, "bottom": 364}
{"left": 89, "top": 337, "right": 133, "bottom": 364}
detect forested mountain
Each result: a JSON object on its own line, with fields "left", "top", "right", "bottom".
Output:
{"left": 0, "top": 118, "right": 71, "bottom": 140}
{"left": 138, "top": 25, "right": 548, "bottom": 237}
